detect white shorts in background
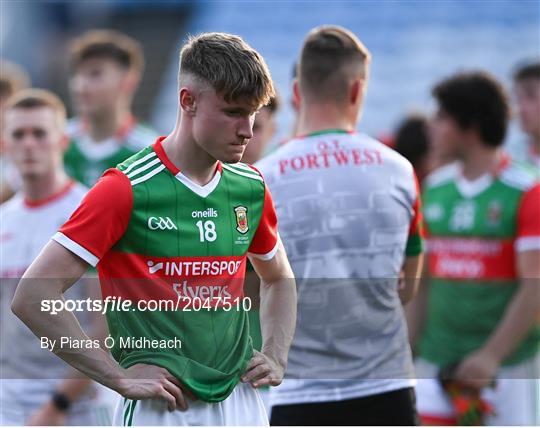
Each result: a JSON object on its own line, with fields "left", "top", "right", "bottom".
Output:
{"left": 415, "top": 355, "right": 540, "bottom": 426}
{"left": 113, "top": 382, "right": 268, "bottom": 426}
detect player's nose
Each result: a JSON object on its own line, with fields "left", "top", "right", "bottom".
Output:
{"left": 237, "top": 117, "right": 254, "bottom": 140}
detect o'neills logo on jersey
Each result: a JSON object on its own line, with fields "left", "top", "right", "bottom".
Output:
{"left": 234, "top": 206, "right": 249, "bottom": 234}
{"left": 173, "top": 280, "right": 232, "bottom": 299}
{"left": 192, "top": 208, "right": 218, "bottom": 218}
{"left": 147, "top": 259, "right": 242, "bottom": 276}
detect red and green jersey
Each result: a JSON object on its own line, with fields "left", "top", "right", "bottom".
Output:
{"left": 64, "top": 116, "right": 159, "bottom": 187}
{"left": 53, "top": 137, "right": 279, "bottom": 402}
{"left": 419, "top": 157, "right": 540, "bottom": 366}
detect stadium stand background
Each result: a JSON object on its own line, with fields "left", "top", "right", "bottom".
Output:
{"left": 1, "top": 1, "right": 538, "bottom": 154}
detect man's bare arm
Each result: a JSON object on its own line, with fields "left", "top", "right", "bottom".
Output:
{"left": 399, "top": 254, "right": 424, "bottom": 305}
{"left": 26, "top": 276, "right": 110, "bottom": 425}
{"left": 12, "top": 240, "right": 189, "bottom": 411}
{"left": 456, "top": 250, "right": 540, "bottom": 389}
{"left": 242, "top": 241, "right": 297, "bottom": 388}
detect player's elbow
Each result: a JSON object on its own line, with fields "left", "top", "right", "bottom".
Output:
{"left": 11, "top": 295, "right": 26, "bottom": 320}
{"left": 11, "top": 285, "right": 31, "bottom": 322}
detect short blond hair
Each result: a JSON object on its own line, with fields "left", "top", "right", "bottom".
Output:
{"left": 179, "top": 32, "right": 275, "bottom": 107}
{"left": 4, "top": 88, "right": 67, "bottom": 130}
{"left": 69, "top": 29, "right": 144, "bottom": 74}
{"left": 0, "top": 60, "right": 30, "bottom": 100}
{"left": 299, "top": 25, "right": 371, "bottom": 103}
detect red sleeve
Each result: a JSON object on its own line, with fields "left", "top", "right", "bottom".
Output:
{"left": 405, "top": 172, "right": 425, "bottom": 256}
{"left": 52, "top": 169, "right": 133, "bottom": 266}
{"left": 409, "top": 172, "right": 424, "bottom": 238}
{"left": 248, "top": 182, "right": 279, "bottom": 261}
{"left": 515, "top": 183, "right": 540, "bottom": 252}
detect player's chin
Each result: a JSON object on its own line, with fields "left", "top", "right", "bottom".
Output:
{"left": 222, "top": 149, "right": 245, "bottom": 164}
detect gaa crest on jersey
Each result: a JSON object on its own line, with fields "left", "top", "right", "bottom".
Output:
{"left": 234, "top": 206, "right": 249, "bottom": 234}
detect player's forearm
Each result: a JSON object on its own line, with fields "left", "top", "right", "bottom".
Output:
{"left": 259, "top": 276, "right": 297, "bottom": 369}
{"left": 399, "top": 254, "right": 424, "bottom": 304}
{"left": 480, "top": 279, "right": 539, "bottom": 363}
{"left": 11, "top": 277, "right": 125, "bottom": 392}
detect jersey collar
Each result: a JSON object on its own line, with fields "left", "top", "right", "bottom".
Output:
{"left": 295, "top": 128, "right": 356, "bottom": 140}
{"left": 455, "top": 152, "right": 511, "bottom": 198}
{"left": 153, "top": 137, "right": 223, "bottom": 198}
{"left": 24, "top": 181, "right": 75, "bottom": 209}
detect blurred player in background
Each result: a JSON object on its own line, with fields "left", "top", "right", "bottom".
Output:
{"left": 257, "top": 25, "right": 424, "bottom": 425}
{"left": 12, "top": 32, "right": 297, "bottom": 426}
{"left": 0, "top": 89, "right": 110, "bottom": 425}
{"left": 0, "top": 60, "right": 30, "bottom": 202}
{"left": 65, "top": 29, "right": 158, "bottom": 187}
{"left": 393, "top": 114, "right": 432, "bottom": 183}
{"left": 410, "top": 71, "right": 540, "bottom": 425}
{"left": 513, "top": 62, "right": 540, "bottom": 170}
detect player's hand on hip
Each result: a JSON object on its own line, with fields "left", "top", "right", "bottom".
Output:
{"left": 26, "top": 401, "right": 67, "bottom": 426}
{"left": 117, "top": 363, "right": 195, "bottom": 412}
{"left": 241, "top": 350, "right": 285, "bottom": 388}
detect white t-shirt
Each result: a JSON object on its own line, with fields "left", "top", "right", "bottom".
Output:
{"left": 256, "top": 130, "right": 423, "bottom": 405}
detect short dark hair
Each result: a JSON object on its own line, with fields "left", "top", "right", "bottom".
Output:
{"left": 299, "top": 25, "right": 370, "bottom": 103}
{"left": 513, "top": 61, "right": 540, "bottom": 82}
{"left": 179, "top": 32, "right": 275, "bottom": 108}
{"left": 69, "top": 30, "right": 144, "bottom": 74}
{"left": 432, "top": 71, "right": 509, "bottom": 147}
{"left": 394, "top": 114, "right": 430, "bottom": 168}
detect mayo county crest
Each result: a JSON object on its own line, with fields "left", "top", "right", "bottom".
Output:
{"left": 234, "top": 206, "right": 249, "bottom": 234}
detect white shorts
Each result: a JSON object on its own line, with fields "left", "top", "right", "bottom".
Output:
{"left": 112, "top": 382, "right": 268, "bottom": 426}
{"left": 415, "top": 355, "right": 540, "bottom": 426}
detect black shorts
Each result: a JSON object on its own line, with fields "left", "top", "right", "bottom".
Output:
{"left": 270, "top": 387, "right": 419, "bottom": 426}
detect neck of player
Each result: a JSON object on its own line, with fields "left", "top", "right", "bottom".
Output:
{"left": 23, "top": 169, "right": 71, "bottom": 203}
{"left": 86, "top": 106, "right": 132, "bottom": 142}
{"left": 161, "top": 128, "right": 218, "bottom": 187}
{"left": 296, "top": 104, "right": 356, "bottom": 136}
{"left": 461, "top": 143, "right": 503, "bottom": 181}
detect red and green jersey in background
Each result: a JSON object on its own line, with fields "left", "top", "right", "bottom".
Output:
{"left": 53, "top": 137, "right": 279, "bottom": 402}
{"left": 419, "top": 156, "right": 540, "bottom": 367}
{"left": 64, "top": 116, "right": 159, "bottom": 187}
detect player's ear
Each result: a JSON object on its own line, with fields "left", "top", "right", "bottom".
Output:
{"left": 179, "top": 88, "right": 197, "bottom": 115}
{"left": 292, "top": 78, "right": 301, "bottom": 112}
{"left": 350, "top": 80, "right": 361, "bottom": 105}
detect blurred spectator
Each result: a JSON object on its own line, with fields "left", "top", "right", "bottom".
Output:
{"left": 0, "top": 89, "right": 108, "bottom": 425}
{"left": 0, "top": 60, "right": 30, "bottom": 203}
{"left": 394, "top": 113, "right": 431, "bottom": 183}
{"left": 513, "top": 61, "right": 540, "bottom": 169}
{"left": 64, "top": 29, "right": 158, "bottom": 187}
{"left": 410, "top": 71, "right": 540, "bottom": 425}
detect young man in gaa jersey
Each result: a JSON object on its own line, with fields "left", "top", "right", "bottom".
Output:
{"left": 411, "top": 72, "right": 540, "bottom": 425}
{"left": 65, "top": 30, "right": 158, "bottom": 187}
{"left": 257, "top": 26, "right": 424, "bottom": 425}
{"left": 0, "top": 90, "right": 110, "bottom": 425}
{"left": 12, "top": 33, "right": 297, "bottom": 426}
